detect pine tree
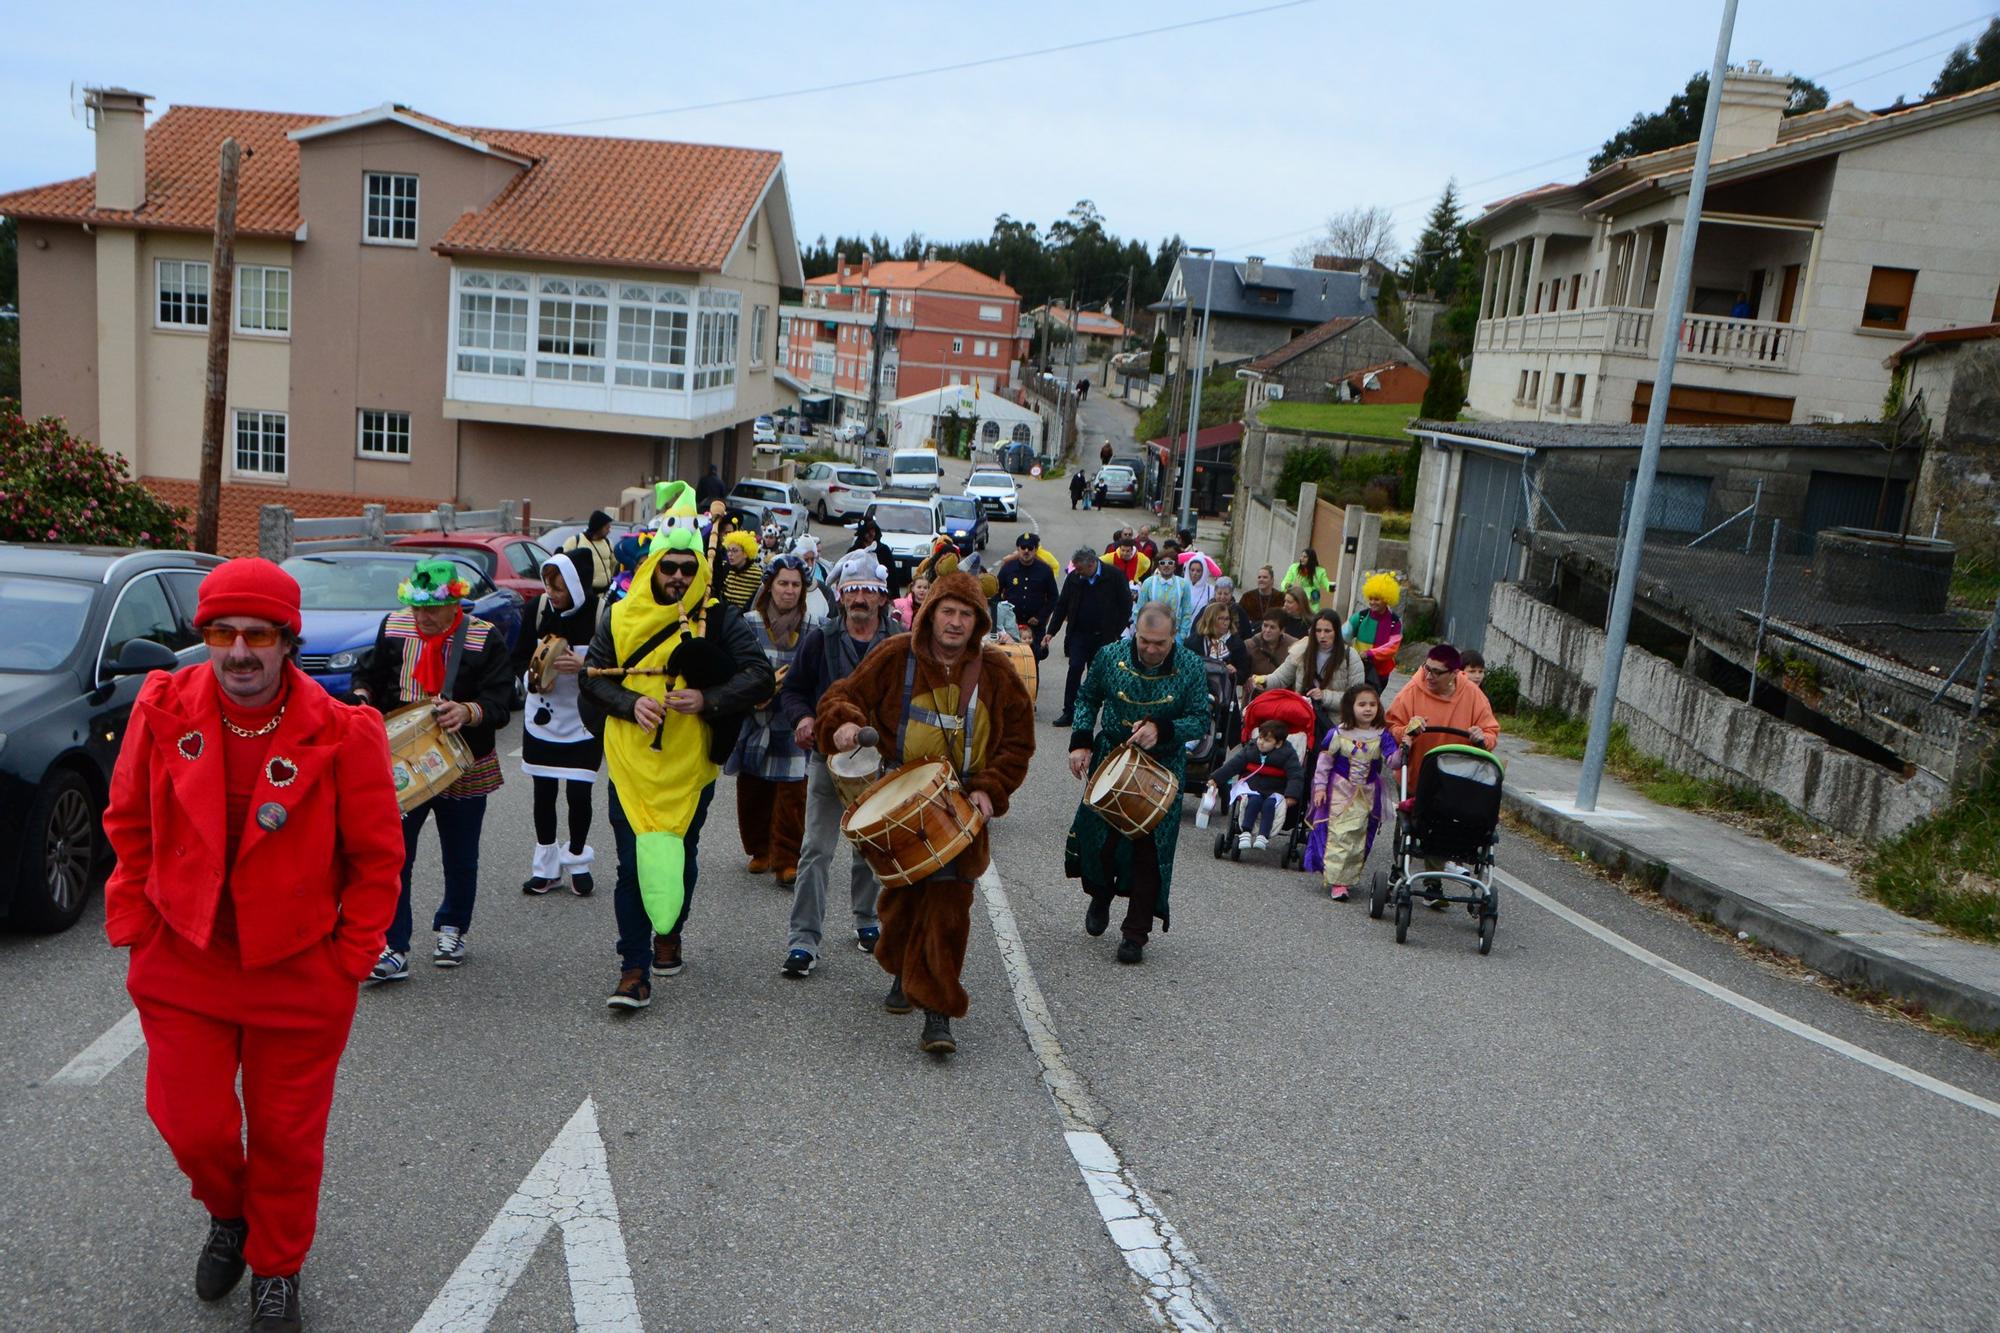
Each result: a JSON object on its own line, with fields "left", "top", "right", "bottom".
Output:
{"left": 1148, "top": 328, "right": 1167, "bottom": 376}
{"left": 1419, "top": 350, "right": 1467, "bottom": 421}
{"left": 1930, "top": 19, "right": 2000, "bottom": 98}
{"left": 1403, "top": 183, "right": 1463, "bottom": 302}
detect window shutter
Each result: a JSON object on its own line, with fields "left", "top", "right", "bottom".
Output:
{"left": 1861, "top": 267, "right": 1917, "bottom": 330}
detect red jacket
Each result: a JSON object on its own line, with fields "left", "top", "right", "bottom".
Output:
{"left": 103, "top": 662, "right": 406, "bottom": 980}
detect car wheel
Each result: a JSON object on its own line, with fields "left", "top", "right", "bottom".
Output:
{"left": 817, "top": 500, "right": 830, "bottom": 523}
{"left": 15, "top": 769, "right": 98, "bottom": 933}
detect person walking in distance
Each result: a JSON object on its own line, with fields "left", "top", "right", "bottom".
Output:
{"left": 104, "top": 558, "right": 404, "bottom": 1331}
{"left": 1069, "top": 469, "right": 1086, "bottom": 510}
{"left": 513, "top": 554, "right": 604, "bottom": 896}
{"left": 728, "top": 555, "right": 810, "bottom": 884}
{"left": 561, "top": 509, "right": 617, "bottom": 598}
{"left": 1064, "top": 602, "right": 1211, "bottom": 963}
{"left": 1041, "top": 546, "right": 1137, "bottom": 728}
{"left": 351, "top": 559, "right": 513, "bottom": 981}
{"left": 777, "top": 552, "right": 896, "bottom": 976}
{"left": 818, "top": 571, "right": 1035, "bottom": 1054}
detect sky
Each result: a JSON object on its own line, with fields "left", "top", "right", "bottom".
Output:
{"left": 3, "top": 0, "right": 1994, "bottom": 264}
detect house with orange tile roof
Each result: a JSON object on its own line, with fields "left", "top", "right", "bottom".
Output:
{"left": 1465, "top": 62, "right": 2000, "bottom": 429}
{"left": 778, "top": 253, "right": 1023, "bottom": 431}
{"left": 1024, "top": 302, "right": 1129, "bottom": 358}
{"left": 0, "top": 89, "right": 804, "bottom": 524}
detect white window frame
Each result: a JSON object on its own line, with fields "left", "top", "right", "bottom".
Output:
{"left": 750, "top": 304, "right": 768, "bottom": 366}
{"left": 363, "top": 172, "right": 419, "bottom": 245}
{"left": 455, "top": 270, "right": 532, "bottom": 377}
{"left": 613, "top": 282, "right": 690, "bottom": 390}
{"left": 535, "top": 276, "right": 611, "bottom": 383}
{"left": 951, "top": 337, "right": 964, "bottom": 354}
{"left": 235, "top": 265, "right": 291, "bottom": 337}
{"left": 156, "top": 259, "right": 211, "bottom": 330}
{"left": 232, "top": 409, "right": 288, "bottom": 479}
{"left": 693, "top": 288, "right": 741, "bottom": 391}
{"left": 978, "top": 304, "right": 1002, "bottom": 322}
{"left": 357, "top": 408, "right": 412, "bottom": 461}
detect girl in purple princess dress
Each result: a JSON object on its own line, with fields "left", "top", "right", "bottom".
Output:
{"left": 1302, "top": 683, "right": 1401, "bottom": 900}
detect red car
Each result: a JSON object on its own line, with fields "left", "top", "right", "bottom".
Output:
{"left": 392, "top": 532, "right": 557, "bottom": 602}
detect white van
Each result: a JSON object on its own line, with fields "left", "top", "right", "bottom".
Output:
{"left": 884, "top": 448, "right": 943, "bottom": 498}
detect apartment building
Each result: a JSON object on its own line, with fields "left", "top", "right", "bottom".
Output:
{"left": 0, "top": 90, "right": 802, "bottom": 522}
{"left": 779, "top": 255, "right": 1021, "bottom": 429}
{"left": 1467, "top": 63, "right": 2000, "bottom": 427}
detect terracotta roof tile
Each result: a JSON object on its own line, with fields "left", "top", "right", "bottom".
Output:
{"left": 806, "top": 260, "right": 1017, "bottom": 298}
{"left": 142, "top": 478, "right": 442, "bottom": 559}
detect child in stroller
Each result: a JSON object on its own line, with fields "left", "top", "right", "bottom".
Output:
{"left": 1205, "top": 720, "right": 1305, "bottom": 858}
{"left": 1368, "top": 730, "right": 1507, "bottom": 953}
{"left": 1181, "top": 657, "right": 1239, "bottom": 790}
{"left": 1206, "top": 687, "right": 1316, "bottom": 864}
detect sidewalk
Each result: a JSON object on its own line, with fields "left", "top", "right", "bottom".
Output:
{"left": 1494, "top": 736, "right": 2000, "bottom": 1035}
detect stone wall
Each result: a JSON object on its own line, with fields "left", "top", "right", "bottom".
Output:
{"left": 1484, "top": 582, "right": 1948, "bottom": 841}
{"left": 1266, "top": 319, "right": 1418, "bottom": 404}
{"left": 1239, "top": 423, "right": 1411, "bottom": 500}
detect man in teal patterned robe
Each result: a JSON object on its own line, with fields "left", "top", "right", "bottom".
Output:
{"left": 1064, "top": 602, "right": 1211, "bottom": 963}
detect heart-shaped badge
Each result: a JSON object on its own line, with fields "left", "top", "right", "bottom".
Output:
{"left": 265, "top": 756, "right": 299, "bottom": 788}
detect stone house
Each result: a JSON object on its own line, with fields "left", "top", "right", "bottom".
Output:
{"left": 1884, "top": 322, "right": 2000, "bottom": 540}
{"left": 1237, "top": 316, "right": 1425, "bottom": 416}
{"left": 1148, "top": 254, "right": 1377, "bottom": 375}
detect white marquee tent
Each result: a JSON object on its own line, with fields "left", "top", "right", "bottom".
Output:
{"left": 882, "top": 385, "right": 1044, "bottom": 456}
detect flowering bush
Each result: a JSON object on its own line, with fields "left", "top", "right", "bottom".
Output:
{"left": 0, "top": 400, "right": 189, "bottom": 548}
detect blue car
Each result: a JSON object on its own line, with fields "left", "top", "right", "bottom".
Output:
{"left": 933, "top": 495, "right": 989, "bottom": 553}
{"left": 283, "top": 550, "right": 525, "bottom": 697}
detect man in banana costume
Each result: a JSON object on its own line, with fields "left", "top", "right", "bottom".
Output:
{"left": 580, "top": 481, "right": 772, "bottom": 1010}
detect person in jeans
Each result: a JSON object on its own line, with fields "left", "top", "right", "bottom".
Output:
{"left": 352, "top": 559, "right": 512, "bottom": 981}
{"left": 776, "top": 553, "right": 894, "bottom": 976}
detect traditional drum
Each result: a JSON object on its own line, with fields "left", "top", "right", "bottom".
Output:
{"left": 989, "top": 636, "right": 1037, "bottom": 697}
{"left": 383, "top": 703, "right": 474, "bottom": 814}
{"left": 527, "top": 634, "right": 568, "bottom": 693}
{"left": 840, "top": 759, "right": 985, "bottom": 888}
{"left": 1085, "top": 743, "right": 1178, "bottom": 839}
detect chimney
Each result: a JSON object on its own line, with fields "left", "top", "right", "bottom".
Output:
{"left": 85, "top": 86, "right": 152, "bottom": 212}
{"left": 1246, "top": 255, "right": 1265, "bottom": 284}
{"left": 1713, "top": 60, "right": 1790, "bottom": 159}
{"left": 837, "top": 250, "right": 848, "bottom": 279}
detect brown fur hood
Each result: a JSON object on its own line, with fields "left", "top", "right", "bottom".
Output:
{"left": 911, "top": 570, "right": 991, "bottom": 656}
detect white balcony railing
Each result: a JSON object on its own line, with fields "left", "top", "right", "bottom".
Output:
{"left": 1675, "top": 313, "right": 1803, "bottom": 372}
{"left": 1474, "top": 306, "right": 1800, "bottom": 373}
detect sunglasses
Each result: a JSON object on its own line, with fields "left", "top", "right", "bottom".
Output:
{"left": 201, "top": 625, "right": 284, "bottom": 649}
{"left": 658, "top": 559, "right": 701, "bottom": 577}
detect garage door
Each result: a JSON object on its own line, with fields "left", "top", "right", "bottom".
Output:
{"left": 1442, "top": 450, "right": 1527, "bottom": 653}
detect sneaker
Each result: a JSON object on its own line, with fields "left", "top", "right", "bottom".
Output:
{"left": 884, "top": 977, "right": 912, "bottom": 1014}
{"left": 919, "top": 1010, "right": 957, "bottom": 1054}
{"left": 432, "top": 927, "right": 466, "bottom": 968}
{"left": 653, "top": 935, "right": 684, "bottom": 978}
{"left": 1116, "top": 938, "right": 1145, "bottom": 964}
{"left": 1237, "top": 832, "right": 1253, "bottom": 850}
{"left": 521, "top": 875, "right": 557, "bottom": 895}
{"left": 1329, "top": 884, "right": 1350, "bottom": 902}
{"left": 1427, "top": 897, "right": 1448, "bottom": 911}
{"left": 605, "top": 968, "right": 652, "bottom": 1010}
{"left": 782, "top": 949, "right": 815, "bottom": 978}
{"left": 366, "top": 949, "right": 409, "bottom": 985}
{"left": 747, "top": 856, "right": 771, "bottom": 874}
{"left": 194, "top": 1216, "right": 248, "bottom": 1301}
{"left": 570, "top": 872, "right": 594, "bottom": 897}
{"left": 249, "top": 1273, "right": 302, "bottom": 1332}
{"left": 1084, "top": 893, "right": 1112, "bottom": 938}
{"left": 1253, "top": 834, "right": 1270, "bottom": 851}
{"left": 856, "top": 925, "right": 881, "bottom": 954}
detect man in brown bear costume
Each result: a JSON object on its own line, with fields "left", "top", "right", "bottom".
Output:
{"left": 817, "top": 570, "right": 1034, "bottom": 1056}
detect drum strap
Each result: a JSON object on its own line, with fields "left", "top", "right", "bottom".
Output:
{"left": 440, "top": 615, "right": 471, "bottom": 699}
{"left": 896, "top": 650, "right": 980, "bottom": 778}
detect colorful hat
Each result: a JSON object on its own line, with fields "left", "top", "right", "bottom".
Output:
{"left": 651, "top": 479, "right": 705, "bottom": 552}
{"left": 1363, "top": 572, "right": 1403, "bottom": 607}
{"left": 398, "top": 559, "right": 470, "bottom": 607}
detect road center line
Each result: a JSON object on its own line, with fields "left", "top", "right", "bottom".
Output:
{"left": 1496, "top": 869, "right": 2000, "bottom": 1123}
{"left": 47, "top": 1008, "right": 145, "bottom": 1086}
{"left": 977, "top": 863, "right": 1233, "bottom": 1331}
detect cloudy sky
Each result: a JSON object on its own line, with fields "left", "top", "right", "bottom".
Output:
{"left": 3, "top": 0, "right": 1992, "bottom": 260}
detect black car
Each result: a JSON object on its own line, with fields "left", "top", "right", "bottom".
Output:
{"left": 0, "top": 545, "right": 224, "bottom": 932}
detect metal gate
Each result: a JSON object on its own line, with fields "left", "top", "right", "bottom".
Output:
{"left": 1442, "top": 450, "right": 1527, "bottom": 653}
{"left": 1801, "top": 469, "right": 1907, "bottom": 551}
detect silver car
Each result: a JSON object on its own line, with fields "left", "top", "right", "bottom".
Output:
{"left": 726, "top": 479, "right": 808, "bottom": 542}
{"left": 964, "top": 469, "right": 1019, "bottom": 520}
{"left": 795, "top": 463, "right": 880, "bottom": 523}
{"left": 1096, "top": 464, "right": 1139, "bottom": 507}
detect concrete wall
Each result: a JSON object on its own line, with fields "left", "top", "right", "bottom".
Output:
{"left": 1484, "top": 582, "right": 1946, "bottom": 841}
{"left": 1233, "top": 491, "right": 1301, "bottom": 585}
{"left": 15, "top": 220, "right": 98, "bottom": 439}
{"left": 1911, "top": 339, "right": 2000, "bottom": 536}
{"left": 1238, "top": 423, "right": 1410, "bottom": 500}
{"left": 456, "top": 420, "right": 659, "bottom": 519}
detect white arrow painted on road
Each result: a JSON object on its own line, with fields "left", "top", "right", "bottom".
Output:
{"left": 410, "top": 1097, "right": 641, "bottom": 1332}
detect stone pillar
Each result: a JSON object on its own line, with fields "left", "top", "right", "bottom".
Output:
{"left": 361, "top": 504, "right": 387, "bottom": 546}
{"left": 1335, "top": 503, "right": 1366, "bottom": 611}
{"left": 1505, "top": 241, "right": 1529, "bottom": 318}
{"left": 1352, "top": 512, "right": 1383, "bottom": 617}
{"left": 1292, "top": 482, "right": 1319, "bottom": 563}
{"left": 435, "top": 502, "right": 457, "bottom": 533}
{"left": 1525, "top": 234, "right": 1549, "bottom": 316}
{"left": 258, "top": 505, "right": 294, "bottom": 563}
{"left": 1479, "top": 249, "right": 1501, "bottom": 321}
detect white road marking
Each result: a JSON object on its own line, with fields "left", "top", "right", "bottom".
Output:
{"left": 411, "top": 1097, "right": 641, "bottom": 1333}
{"left": 978, "top": 864, "right": 1232, "bottom": 1331}
{"left": 47, "top": 1008, "right": 145, "bottom": 1086}
{"left": 1496, "top": 869, "right": 2000, "bottom": 1123}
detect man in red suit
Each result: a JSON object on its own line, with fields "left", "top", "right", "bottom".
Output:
{"left": 103, "top": 558, "right": 404, "bottom": 1332}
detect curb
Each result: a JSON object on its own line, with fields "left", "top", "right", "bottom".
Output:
{"left": 1501, "top": 789, "right": 2000, "bottom": 1036}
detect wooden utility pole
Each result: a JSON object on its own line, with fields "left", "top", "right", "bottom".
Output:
{"left": 860, "top": 288, "right": 889, "bottom": 460}
{"left": 193, "top": 137, "right": 241, "bottom": 554}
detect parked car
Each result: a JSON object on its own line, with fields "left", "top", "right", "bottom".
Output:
{"left": 538, "top": 519, "right": 640, "bottom": 556}
{"left": 284, "top": 550, "right": 525, "bottom": 697}
{"left": 883, "top": 448, "right": 944, "bottom": 498}
{"left": 726, "top": 479, "right": 808, "bottom": 543}
{"left": 392, "top": 532, "right": 554, "bottom": 604}
{"left": 795, "top": 462, "right": 882, "bottom": 523}
{"left": 1096, "top": 464, "right": 1140, "bottom": 507}
{"left": 933, "top": 494, "right": 989, "bottom": 552}
{"left": 834, "top": 422, "right": 867, "bottom": 445}
{"left": 964, "top": 469, "right": 1020, "bottom": 520}
{"left": 752, "top": 416, "right": 778, "bottom": 445}
{"left": 0, "top": 544, "right": 224, "bottom": 933}
{"left": 858, "top": 500, "right": 941, "bottom": 581}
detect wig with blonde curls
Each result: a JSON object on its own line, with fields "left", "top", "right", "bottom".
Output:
{"left": 1362, "top": 572, "right": 1402, "bottom": 607}
{"left": 722, "top": 529, "right": 760, "bottom": 560}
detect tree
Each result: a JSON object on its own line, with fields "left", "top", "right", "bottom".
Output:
{"left": 1, "top": 401, "right": 189, "bottom": 546}
{"left": 1930, "top": 19, "right": 2000, "bottom": 99}
{"left": 1147, "top": 328, "right": 1167, "bottom": 376}
{"left": 1590, "top": 72, "right": 1830, "bottom": 172}
{"left": 1402, "top": 182, "right": 1463, "bottom": 303}
{"left": 0, "top": 218, "right": 17, "bottom": 402}
{"left": 1287, "top": 205, "right": 1398, "bottom": 268}
{"left": 1419, "top": 350, "right": 1467, "bottom": 421}
{"left": 1374, "top": 269, "right": 1408, "bottom": 343}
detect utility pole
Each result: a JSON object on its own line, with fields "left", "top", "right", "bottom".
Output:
{"left": 1576, "top": 0, "right": 1739, "bottom": 810}
{"left": 1178, "top": 247, "right": 1218, "bottom": 532}
{"left": 194, "top": 137, "right": 240, "bottom": 555}
{"left": 860, "top": 288, "right": 889, "bottom": 463}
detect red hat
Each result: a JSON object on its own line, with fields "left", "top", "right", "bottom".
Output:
{"left": 194, "top": 557, "right": 302, "bottom": 635}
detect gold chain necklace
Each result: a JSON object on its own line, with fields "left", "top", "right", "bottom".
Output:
{"left": 222, "top": 705, "right": 286, "bottom": 739}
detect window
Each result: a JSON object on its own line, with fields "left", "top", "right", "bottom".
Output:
{"left": 1011, "top": 423, "right": 1032, "bottom": 445}
{"left": 358, "top": 409, "right": 412, "bottom": 459}
{"left": 615, "top": 283, "right": 690, "bottom": 390}
{"left": 693, "top": 288, "right": 741, "bottom": 390}
{"left": 456, "top": 270, "right": 531, "bottom": 376}
{"left": 981, "top": 420, "right": 1001, "bottom": 444}
{"left": 236, "top": 265, "right": 290, "bottom": 335}
{"left": 233, "top": 410, "right": 287, "bottom": 477}
{"left": 1517, "top": 370, "right": 1531, "bottom": 402}
{"left": 1528, "top": 370, "right": 1542, "bottom": 402}
{"left": 102, "top": 575, "right": 192, "bottom": 677}
{"left": 751, "top": 305, "right": 768, "bottom": 366}
{"left": 156, "top": 259, "right": 210, "bottom": 329}
{"left": 364, "top": 172, "right": 419, "bottom": 244}
{"left": 1548, "top": 372, "right": 1565, "bottom": 406}
{"left": 1861, "top": 266, "right": 1917, "bottom": 331}
{"left": 536, "top": 277, "right": 610, "bottom": 382}
{"left": 879, "top": 363, "right": 897, "bottom": 395}
{"left": 503, "top": 542, "right": 550, "bottom": 577}
{"left": 979, "top": 304, "right": 1002, "bottom": 322}
{"left": 952, "top": 337, "right": 964, "bottom": 354}
{"left": 1569, "top": 374, "right": 1586, "bottom": 412}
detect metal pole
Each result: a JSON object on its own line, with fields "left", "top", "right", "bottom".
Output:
{"left": 1179, "top": 249, "right": 1218, "bottom": 532}
{"left": 1745, "top": 477, "right": 1761, "bottom": 552}
{"left": 1747, "top": 518, "right": 1778, "bottom": 705}
{"left": 1577, "top": 0, "right": 1738, "bottom": 810}
{"left": 1974, "top": 595, "right": 2000, "bottom": 720}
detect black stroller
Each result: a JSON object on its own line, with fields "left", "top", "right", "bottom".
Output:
{"left": 1182, "top": 659, "right": 1239, "bottom": 791}
{"left": 1368, "top": 727, "right": 1505, "bottom": 954}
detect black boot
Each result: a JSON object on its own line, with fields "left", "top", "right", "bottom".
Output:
{"left": 1084, "top": 893, "right": 1112, "bottom": 938}
{"left": 884, "top": 976, "right": 912, "bottom": 1014}
{"left": 1117, "top": 937, "right": 1145, "bottom": 965}
{"left": 249, "top": 1273, "right": 302, "bottom": 1332}
{"left": 194, "top": 1216, "right": 247, "bottom": 1301}
{"left": 521, "top": 875, "right": 557, "bottom": 895}
{"left": 920, "top": 1010, "right": 957, "bottom": 1055}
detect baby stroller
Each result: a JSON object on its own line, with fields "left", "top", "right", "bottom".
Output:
{"left": 1368, "top": 728, "right": 1505, "bottom": 954}
{"left": 1212, "top": 687, "right": 1315, "bottom": 866}
{"left": 1183, "top": 658, "right": 1240, "bottom": 790}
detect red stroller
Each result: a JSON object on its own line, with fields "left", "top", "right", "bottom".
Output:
{"left": 1210, "top": 688, "right": 1317, "bottom": 866}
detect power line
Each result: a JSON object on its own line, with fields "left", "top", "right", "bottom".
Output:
{"left": 1804, "top": 14, "right": 1994, "bottom": 80}
{"left": 526, "top": 0, "right": 1324, "bottom": 131}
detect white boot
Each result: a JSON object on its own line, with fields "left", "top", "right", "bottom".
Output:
{"left": 523, "top": 842, "right": 561, "bottom": 894}
{"left": 561, "top": 843, "right": 596, "bottom": 897}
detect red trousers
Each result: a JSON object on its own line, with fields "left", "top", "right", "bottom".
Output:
{"left": 126, "top": 924, "right": 359, "bottom": 1278}
{"left": 734, "top": 774, "right": 805, "bottom": 874}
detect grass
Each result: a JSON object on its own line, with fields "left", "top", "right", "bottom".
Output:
{"left": 1257, "top": 401, "right": 1419, "bottom": 441}
{"left": 1379, "top": 511, "right": 1412, "bottom": 540}
{"left": 1950, "top": 558, "right": 2000, "bottom": 611}
{"left": 1860, "top": 769, "right": 2000, "bottom": 942}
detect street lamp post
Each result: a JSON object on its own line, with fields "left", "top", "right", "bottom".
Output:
{"left": 1178, "top": 247, "right": 1217, "bottom": 533}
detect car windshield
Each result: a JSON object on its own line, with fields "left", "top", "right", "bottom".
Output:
{"left": 937, "top": 498, "right": 977, "bottom": 521}
{"left": 892, "top": 455, "right": 937, "bottom": 474}
{"left": 732, "top": 483, "right": 779, "bottom": 499}
{"left": 873, "top": 507, "right": 932, "bottom": 534}
{"left": 968, "top": 473, "right": 1011, "bottom": 489}
{"left": 1101, "top": 467, "right": 1134, "bottom": 483}
{"left": 0, "top": 575, "right": 96, "bottom": 671}
{"left": 838, "top": 470, "right": 879, "bottom": 487}
{"left": 286, "top": 555, "right": 489, "bottom": 610}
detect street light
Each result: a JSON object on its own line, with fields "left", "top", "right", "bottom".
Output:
{"left": 1178, "top": 247, "right": 1217, "bottom": 532}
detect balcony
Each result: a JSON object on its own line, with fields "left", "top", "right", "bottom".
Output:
{"left": 1474, "top": 306, "right": 1800, "bottom": 373}
{"left": 1675, "top": 313, "right": 1803, "bottom": 372}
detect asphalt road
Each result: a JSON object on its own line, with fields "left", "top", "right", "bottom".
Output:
{"left": 4, "top": 468, "right": 1999, "bottom": 1331}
